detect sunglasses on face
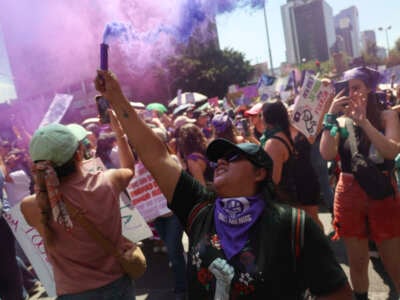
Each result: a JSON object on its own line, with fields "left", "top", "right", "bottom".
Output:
{"left": 210, "top": 151, "right": 244, "bottom": 168}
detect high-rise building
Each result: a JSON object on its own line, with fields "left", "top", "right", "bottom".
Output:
{"left": 334, "top": 6, "right": 360, "bottom": 58}
{"left": 361, "top": 30, "right": 377, "bottom": 53}
{"left": 281, "top": 0, "right": 335, "bottom": 65}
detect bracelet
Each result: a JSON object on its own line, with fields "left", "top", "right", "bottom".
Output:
{"left": 323, "top": 113, "right": 337, "bottom": 126}
{"left": 323, "top": 113, "right": 339, "bottom": 137}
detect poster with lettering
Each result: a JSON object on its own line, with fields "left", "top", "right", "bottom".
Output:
{"left": 120, "top": 191, "right": 153, "bottom": 242}
{"left": 291, "top": 74, "right": 334, "bottom": 137}
{"left": 3, "top": 204, "right": 57, "bottom": 296}
{"left": 126, "top": 161, "right": 171, "bottom": 222}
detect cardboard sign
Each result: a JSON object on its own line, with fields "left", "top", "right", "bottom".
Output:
{"left": 120, "top": 191, "right": 153, "bottom": 242}
{"left": 291, "top": 74, "right": 334, "bottom": 137}
{"left": 126, "top": 161, "right": 171, "bottom": 222}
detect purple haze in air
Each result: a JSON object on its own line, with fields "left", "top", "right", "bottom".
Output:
{"left": 0, "top": 0, "right": 264, "bottom": 132}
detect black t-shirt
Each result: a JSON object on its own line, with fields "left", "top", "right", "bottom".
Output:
{"left": 169, "top": 171, "right": 348, "bottom": 299}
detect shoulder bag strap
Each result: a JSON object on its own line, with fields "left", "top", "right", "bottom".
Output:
{"left": 344, "top": 118, "right": 358, "bottom": 156}
{"left": 63, "top": 200, "right": 122, "bottom": 260}
{"left": 291, "top": 207, "right": 305, "bottom": 273}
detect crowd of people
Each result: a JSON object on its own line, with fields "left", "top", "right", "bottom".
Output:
{"left": 0, "top": 65, "right": 400, "bottom": 299}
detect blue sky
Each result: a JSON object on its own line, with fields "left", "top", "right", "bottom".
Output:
{"left": 216, "top": 0, "right": 399, "bottom": 67}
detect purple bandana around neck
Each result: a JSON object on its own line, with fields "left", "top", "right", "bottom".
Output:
{"left": 214, "top": 195, "right": 265, "bottom": 260}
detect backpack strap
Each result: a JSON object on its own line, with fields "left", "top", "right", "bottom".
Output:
{"left": 269, "top": 135, "right": 293, "bottom": 155}
{"left": 291, "top": 207, "right": 305, "bottom": 272}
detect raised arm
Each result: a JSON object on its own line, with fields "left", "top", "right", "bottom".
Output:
{"left": 349, "top": 93, "right": 400, "bottom": 159}
{"left": 319, "top": 90, "right": 348, "bottom": 160}
{"left": 95, "top": 71, "right": 182, "bottom": 203}
{"left": 109, "top": 109, "right": 135, "bottom": 171}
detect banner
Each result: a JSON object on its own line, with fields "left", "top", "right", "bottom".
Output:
{"left": 3, "top": 204, "right": 57, "bottom": 296}
{"left": 38, "top": 93, "right": 73, "bottom": 128}
{"left": 126, "top": 161, "right": 171, "bottom": 222}
{"left": 291, "top": 73, "right": 334, "bottom": 137}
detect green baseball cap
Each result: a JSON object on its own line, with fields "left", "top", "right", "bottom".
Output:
{"left": 206, "top": 138, "right": 273, "bottom": 170}
{"left": 30, "top": 123, "right": 79, "bottom": 167}
{"left": 67, "top": 123, "right": 91, "bottom": 141}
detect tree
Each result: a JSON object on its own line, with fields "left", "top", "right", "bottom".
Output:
{"left": 164, "top": 47, "right": 253, "bottom": 99}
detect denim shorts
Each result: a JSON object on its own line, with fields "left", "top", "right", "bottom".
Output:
{"left": 57, "top": 275, "right": 135, "bottom": 300}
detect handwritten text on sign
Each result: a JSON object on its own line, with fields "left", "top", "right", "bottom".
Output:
{"left": 127, "top": 161, "right": 170, "bottom": 222}
{"left": 292, "top": 74, "right": 334, "bottom": 137}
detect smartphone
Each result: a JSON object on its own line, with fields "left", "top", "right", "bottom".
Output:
{"left": 334, "top": 81, "right": 349, "bottom": 96}
{"left": 241, "top": 118, "right": 250, "bottom": 137}
{"left": 96, "top": 96, "right": 110, "bottom": 124}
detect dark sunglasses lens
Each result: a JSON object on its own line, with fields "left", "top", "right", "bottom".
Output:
{"left": 225, "top": 152, "right": 241, "bottom": 163}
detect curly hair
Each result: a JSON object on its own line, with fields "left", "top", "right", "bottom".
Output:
{"left": 176, "top": 124, "right": 207, "bottom": 157}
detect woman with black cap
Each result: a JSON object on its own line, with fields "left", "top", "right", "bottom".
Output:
{"left": 95, "top": 70, "right": 352, "bottom": 299}
{"left": 320, "top": 66, "right": 400, "bottom": 299}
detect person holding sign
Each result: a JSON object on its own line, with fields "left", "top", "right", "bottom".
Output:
{"left": 94, "top": 70, "right": 352, "bottom": 299}
{"left": 20, "top": 122, "right": 137, "bottom": 299}
{"left": 320, "top": 66, "right": 400, "bottom": 300}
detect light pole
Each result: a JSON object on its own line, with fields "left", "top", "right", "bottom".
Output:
{"left": 263, "top": 2, "right": 274, "bottom": 76}
{"left": 378, "top": 25, "right": 392, "bottom": 58}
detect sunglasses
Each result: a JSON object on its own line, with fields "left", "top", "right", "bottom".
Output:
{"left": 210, "top": 151, "right": 244, "bottom": 168}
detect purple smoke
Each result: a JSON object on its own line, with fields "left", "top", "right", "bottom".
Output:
{"left": 0, "top": 0, "right": 264, "bottom": 135}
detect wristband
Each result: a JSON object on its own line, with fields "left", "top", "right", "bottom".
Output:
{"left": 323, "top": 113, "right": 337, "bottom": 126}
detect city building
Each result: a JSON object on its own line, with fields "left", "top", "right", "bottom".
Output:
{"left": 334, "top": 6, "right": 360, "bottom": 58}
{"left": 361, "top": 30, "right": 377, "bottom": 53}
{"left": 281, "top": 0, "right": 335, "bottom": 65}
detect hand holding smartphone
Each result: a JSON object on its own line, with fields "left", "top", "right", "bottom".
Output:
{"left": 96, "top": 95, "right": 111, "bottom": 124}
{"left": 334, "top": 81, "right": 349, "bottom": 97}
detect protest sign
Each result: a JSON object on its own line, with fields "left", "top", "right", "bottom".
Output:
{"left": 38, "top": 94, "right": 73, "bottom": 128}
{"left": 291, "top": 73, "right": 334, "bottom": 137}
{"left": 3, "top": 204, "right": 57, "bottom": 296}
{"left": 126, "top": 161, "right": 171, "bottom": 222}
{"left": 120, "top": 192, "right": 153, "bottom": 242}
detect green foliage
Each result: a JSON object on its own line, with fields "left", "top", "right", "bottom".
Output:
{"left": 164, "top": 47, "right": 253, "bottom": 99}
{"left": 298, "top": 58, "right": 334, "bottom": 76}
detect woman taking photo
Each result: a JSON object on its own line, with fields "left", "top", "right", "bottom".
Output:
{"left": 94, "top": 69, "right": 352, "bottom": 299}
{"left": 261, "top": 99, "right": 324, "bottom": 229}
{"left": 320, "top": 66, "right": 400, "bottom": 300}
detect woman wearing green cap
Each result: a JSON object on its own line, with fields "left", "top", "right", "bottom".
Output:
{"left": 20, "top": 121, "right": 136, "bottom": 299}
{"left": 94, "top": 70, "right": 352, "bottom": 299}
{"left": 320, "top": 66, "right": 400, "bottom": 300}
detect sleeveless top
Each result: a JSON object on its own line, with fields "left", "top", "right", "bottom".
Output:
{"left": 269, "top": 133, "right": 320, "bottom": 205}
{"left": 47, "top": 169, "right": 124, "bottom": 295}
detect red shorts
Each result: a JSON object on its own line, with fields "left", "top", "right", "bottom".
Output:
{"left": 333, "top": 172, "right": 400, "bottom": 243}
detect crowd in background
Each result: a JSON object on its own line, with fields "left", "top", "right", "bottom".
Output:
{"left": 1, "top": 67, "right": 400, "bottom": 299}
